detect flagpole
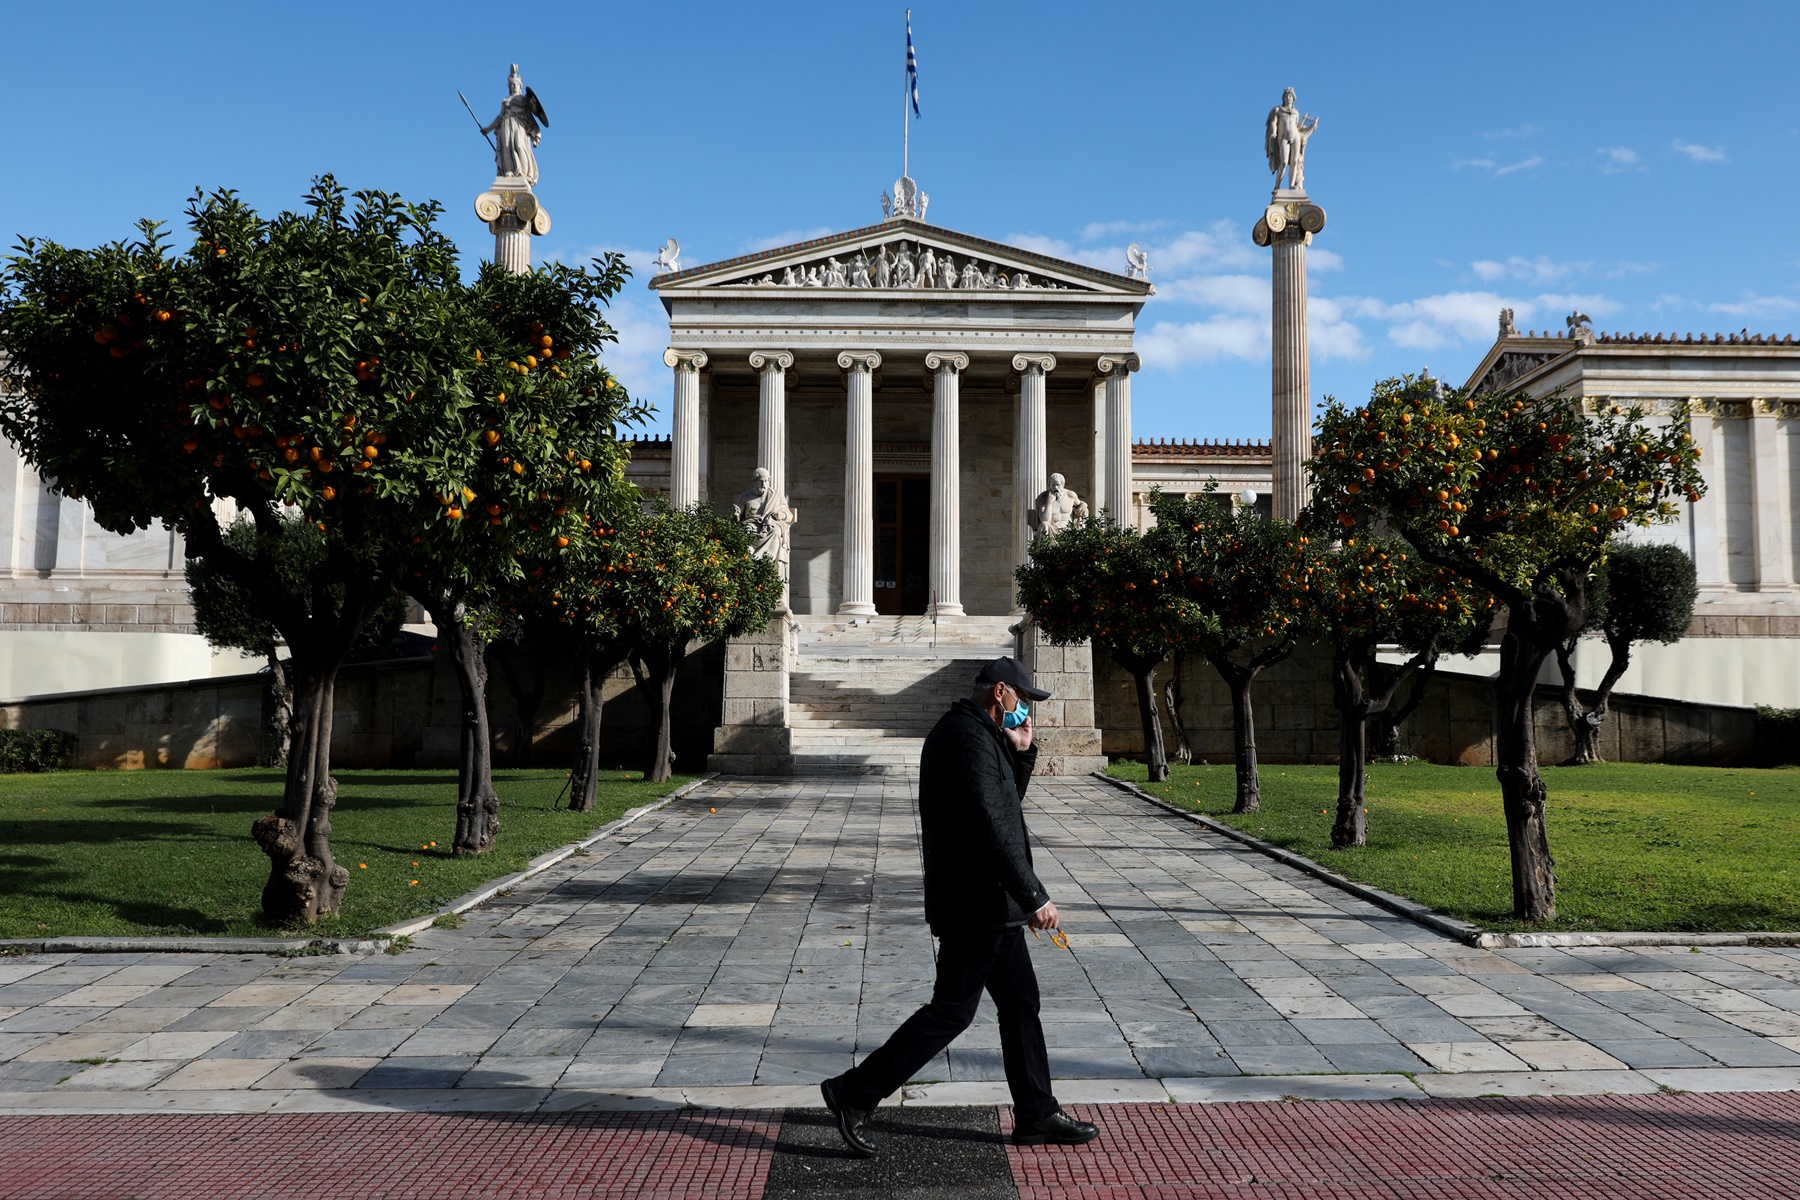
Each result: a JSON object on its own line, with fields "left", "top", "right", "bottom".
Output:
{"left": 902, "top": 9, "right": 910, "bottom": 181}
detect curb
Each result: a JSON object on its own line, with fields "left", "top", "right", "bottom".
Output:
{"left": 1092, "top": 772, "right": 1800, "bottom": 951}
{"left": 0, "top": 774, "right": 717, "bottom": 957}
{"left": 371, "top": 773, "right": 718, "bottom": 938}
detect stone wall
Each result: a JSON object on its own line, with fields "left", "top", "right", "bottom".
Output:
{"left": 1096, "top": 643, "right": 1755, "bottom": 767}
{"left": 0, "top": 642, "right": 726, "bottom": 772}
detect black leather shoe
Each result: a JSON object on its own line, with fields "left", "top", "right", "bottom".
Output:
{"left": 1013, "top": 1110, "right": 1100, "bottom": 1146}
{"left": 820, "top": 1075, "right": 877, "bottom": 1157}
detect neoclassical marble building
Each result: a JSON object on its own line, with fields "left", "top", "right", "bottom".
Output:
{"left": 649, "top": 217, "right": 1151, "bottom": 619}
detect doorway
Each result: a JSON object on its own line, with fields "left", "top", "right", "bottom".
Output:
{"left": 874, "top": 475, "right": 931, "bottom": 615}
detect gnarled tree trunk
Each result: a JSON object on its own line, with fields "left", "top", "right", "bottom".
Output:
{"left": 253, "top": 657, "right": 349, "bottom": 924}
{"left": 1495, "top": 623, "right": 1559, "bottom": 921}
{"left": 1555, "top": 634, "right": 1630, "bottom": 765}
{"left": 1208, "top": 641, "right": 1292, "bottom": 814}
{"left": 569, "top": 644, "right": 627, "bottom": 812}
{"left": 1162, "top": 649, "right": 1193, "bottom": 766}
{"left": 1112, "top": 647, "right": 1169, "bottom": 783}
{"left": 260, "top": 653, "right": 293, "bottom": 768}
{"left": 635, "top": 642, "right": 683, "bottom": 783}
{"left": 1330, "top": 651, "right": 1369, "bottom": 849}
{"left": 432, "top": 603, "right": 500, "bottom": 856}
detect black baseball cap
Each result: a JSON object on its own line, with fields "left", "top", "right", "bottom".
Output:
{"left": 975, "top": 656, "right": 1052, "bottom": 701}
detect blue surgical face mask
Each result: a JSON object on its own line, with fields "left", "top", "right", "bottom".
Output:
{"left": 1002, "top": 697, "right": 1030, "bottom": 729}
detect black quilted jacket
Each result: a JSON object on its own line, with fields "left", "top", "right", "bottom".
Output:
{"left": 918, "top": 698, "right": 1048, "bottom": 936}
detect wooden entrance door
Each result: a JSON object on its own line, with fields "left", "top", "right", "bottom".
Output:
{"left": 873, "top": 475, "right": 931, "bottom": 615}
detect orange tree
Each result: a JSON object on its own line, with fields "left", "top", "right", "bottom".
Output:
{"left": 1310, "top": 375, "right": 1704, "bottom": 920}
{"left": 1296, "top": 532, "right": 1492, "bottom": 848}
{"left": 391, "top": 259, "right": 639, "bottom": 856}
{"left": 1017, "top": 512, "right": 1210, "bottom": 782}
{"left": 0, "top": 180, "right": 635, "bottom": 921}
{"left": 1148, "top": 489, "right": 1309, "bottom": 812}
{"left": 566, "top": 501, "right": 781, "bottom": 784}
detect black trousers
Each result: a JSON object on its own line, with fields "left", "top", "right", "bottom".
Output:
{"left": 838, "top": 925, "right": 1058, "bottom": 1122}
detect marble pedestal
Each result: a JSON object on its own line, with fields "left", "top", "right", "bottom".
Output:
{"left": 707, "top": 614, "right": 795, "bottom": 774}
{"left": 1011, "top": 619, "right": 1107, "bottom": 776}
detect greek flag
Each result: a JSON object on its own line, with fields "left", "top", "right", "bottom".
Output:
{"left": 906, "top": 11, "right": 920, "bottom": 117}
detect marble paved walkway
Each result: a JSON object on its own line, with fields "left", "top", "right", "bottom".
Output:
{"left": 5, "top": 774, "right": 1800, "bottom": 1113}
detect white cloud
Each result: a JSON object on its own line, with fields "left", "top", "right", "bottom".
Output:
{"left": 1307, "top": 248, "right": 1345, "bottom": 273}
{"left": 1493, "top": 155, "right": 1545, "bottom": 177}
{"left": 1155, "top": 273, "right": 1267, "bottom": 312}
{"left": 1672, "top": 139, "right": 1727, "bottom": 163}
{"left": 1079, "top": 218, "right": 1173, "bottom": 242}
{"left": 1006, "top": 232, "right": 1083, "bottom": 262}
{"left": 1483, "top": 124, "right": 1540, "bottom": 140}
{"left": 740, "top": 226, "right": 835, "bottom": 253}
{"left": 1350, "top": 290, "right": 1613, "bottom": 350}
{"left": 1454, "top": 154, "right": 1544, "bottom": 177}
{"left": 1598, "top": 145, "right": 1644, "bottom": 173}
{"left": 1138, "top": 315, "right": 1266, "bottom": 367}
{"left": 1707, "top": 294, "right": 1800, "bottom": 317}
{"left": 1471, "top": 255, "right": 1581, "bottom": 285}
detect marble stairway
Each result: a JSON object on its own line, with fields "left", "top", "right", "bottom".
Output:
{"left": 786, "top": 615, "right": 1015, "bottom": 775}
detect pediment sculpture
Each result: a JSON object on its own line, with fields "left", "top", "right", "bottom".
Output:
{"left": 716, "top": 238, "right": 1088, "bottom": 292}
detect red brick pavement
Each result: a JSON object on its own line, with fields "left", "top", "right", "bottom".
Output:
{"left": 0, "top": 1110, "right": 781, "bottom": 1200}
{"left": 5, "top": 1093, "right": 1800, "bottom": 1199}
{"left": 1006, "top": 1095, "right": 1800, "bottom": 1199}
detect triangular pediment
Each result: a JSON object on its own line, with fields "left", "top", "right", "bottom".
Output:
{"left": 649, "top": 218, "right": 1150, "bottom": 298}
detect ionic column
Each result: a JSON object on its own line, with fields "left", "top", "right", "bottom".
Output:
{"left": 926, "top": 352, "right": 969, "bottom": 616}
{"left": 837, "top": 351, "right": 881, "bottom": 617}
{"left": 1687, "top": 399, "right": 1725, "bottom": 589}
{"left": 1090, "top": 376, "right": 1108, "bottom": 516}
{"left": 1098, "top": 354, "right": 1140, "bottom": 524}
{"left": 663, "top": 349, "right": 708, "bottom": 509}
{"left": 1750, "top": 398, "right": 1795, "bottom": 591}
{"left": 1253, "top": 197, "right": 1327, "bottom": 521}
{"left": 1013, "top": 354, "right": 1056, "bottom": 569}
{"left": 748, "top": 350, "right": 794, "bottom": 499}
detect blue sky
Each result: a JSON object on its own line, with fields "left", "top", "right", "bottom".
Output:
{"left": 3, "top": 1, "right": 1795, "bottom": 440}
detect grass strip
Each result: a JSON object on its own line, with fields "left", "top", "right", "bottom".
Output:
{"left": 0, "top": 767, "right": 693, "bottom": 940}
{"left": 1107, "top": 759, "right": 1800, "bottom": 934}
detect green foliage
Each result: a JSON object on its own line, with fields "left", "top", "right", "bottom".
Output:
{"left": 1594, "top": 541, "right": 1698, "bottom": 646}
{"left": 1298, "top": 533, "right": 1493, "bottom": 659}
{"left": 543, "top": 502, "right": 783, "bottom": 653}
{"left": 0, "top": 767, "right": 691, "bottom": 938}
{"left": 186, "top": 515, "right": 404, "bottom": 660}
{"left": 1016, "top": 511, "right": 1212, "bottom": 660}
{"left": 1757, "top": 708, "right": 1800, "bottom": 767}
{"left": 0, "top": 729, "right": 76, "bottom": 773}
{"left": 1144, "top": 488, "right": 1306, "bottom": 653}
{"left": 1309, "top": 376, "right": 1705, "bottom": 602}
{"left": 1113, "top": 759, "right": 1800, "bottom": 933}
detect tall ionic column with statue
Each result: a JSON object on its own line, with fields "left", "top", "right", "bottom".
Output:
{"left": 1252, "top": 87, "right": 1326, "bottom": 521}
{"left": 470, "top": 64, "right": 552, "bottom": 274}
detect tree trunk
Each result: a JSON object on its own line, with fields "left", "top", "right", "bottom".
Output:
{"left": 491, "top": 639, "right": 547, "bottom": 768}
{"left": 261, "top": 653, "right": 293, "bottom": 768}
{"left": 253, "top": 659, "right": 349, "bottom": 924}
{"left": 437, "top": 607, "right": 500, "bottom": 856}
{"left": 1162, "top": 649, "right": 1193, "bottom": 766}
{"left": 1494, "top": 624, "right": 1558, "bottom": 922}
{"left": 569, "top": 646, "right": 611, "bottom": 813}
{"left": 1112, "top": 648, "right": 1168, "bottom": 783}
{"left": 1556, "top": 635, "right": 1630, "bottom": 766}
{"left": 1210, "top": 656, "right": 1262, "bottom": 812}
{"left": 1330, "top": 651, "right": 1369, "bottom": 849}
{"left": 638, "top": 643, "right": 683, "bottom": 783}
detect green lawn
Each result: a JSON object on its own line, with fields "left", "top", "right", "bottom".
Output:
{"left": 0, "top": 768, "right": 692, "bottom": 940}
{"left": 1107, "top": 759, "right": 1800, "bottom": 934}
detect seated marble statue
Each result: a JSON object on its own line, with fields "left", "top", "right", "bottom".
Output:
{"left": 1027, "top": 473, "right": 1090, "bottom": 539}
{"left": 732, "top": 467, "right": 796, "bottom": 576}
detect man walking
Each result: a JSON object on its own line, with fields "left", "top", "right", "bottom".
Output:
{"left": 821, "top": 657, "right": 1100, "bottom": 1156}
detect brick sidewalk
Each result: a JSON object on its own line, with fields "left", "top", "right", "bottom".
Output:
{"left": 5, "top": 1093, "right": 1799, "bottom": 1198}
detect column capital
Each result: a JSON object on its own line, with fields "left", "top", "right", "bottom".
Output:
{"left": 1011, "top": 353, "right": 1057, "bottom": 375}
{"left": 749, "top": 349, "right": 794, "bottom": 372}
{"left": 837, "top": 350, "right": 883, "bottom": 373}
{"left": 1252, "top": 201, "right": 1327, "bottom": 247}
{"left": 1097, "top": 353, "right": 1141, "bottom": 376}
{"left": 663, "top": 348, "right": 709, "bottom": 372}
{"left": 925, "top": 351, "right": 970, "bottom": 373}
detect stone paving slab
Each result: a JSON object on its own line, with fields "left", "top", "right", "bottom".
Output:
{"left": 4, "top": 774, "right": 1800, "bottom": 1113}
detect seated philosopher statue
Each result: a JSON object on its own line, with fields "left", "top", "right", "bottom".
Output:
{"left": 1027, "top": 473, "right": 1090, "bottom": 539}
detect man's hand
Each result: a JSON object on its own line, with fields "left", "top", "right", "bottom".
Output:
{"left": 1028, "top": 900, "right": 1060, "bottom": 931}
{"left": 1003, "top": 714, "right": 1034, "bottom": 752}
